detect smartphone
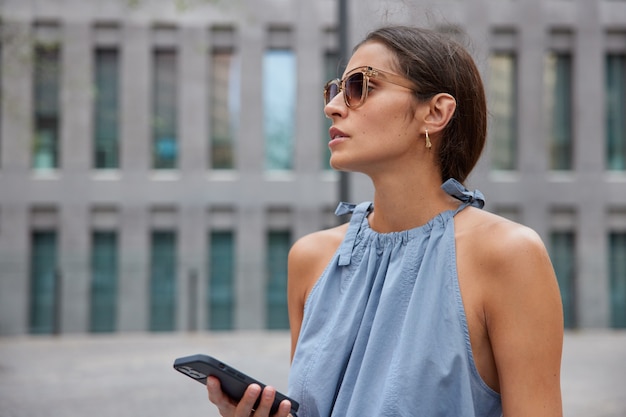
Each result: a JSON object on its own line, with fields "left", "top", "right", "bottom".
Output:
{"left": 173, "top": 354, "right": 299, "bottom": 416}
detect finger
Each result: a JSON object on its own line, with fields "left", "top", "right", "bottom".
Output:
{"left": 206, "top": 376, "right": 226, "bottom": 403}
{"left": 206, "top": 376, "right": 236, "bottom": 416}
{"left": 235, "top": 383, "right": 262, "bottom": 417}
{"left": 276, "top": 399, "right": 293, "bottom": 417}
{"left": 252, "top": 385, "right": 277, "bottom": 416}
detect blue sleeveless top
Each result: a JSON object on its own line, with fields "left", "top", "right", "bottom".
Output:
{"left": 288, "top": 179, "right": 502, "bottom": 417}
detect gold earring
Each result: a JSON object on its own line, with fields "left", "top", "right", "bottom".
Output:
{"left": 425, "top": 129, "right": 432, "bottom": 149}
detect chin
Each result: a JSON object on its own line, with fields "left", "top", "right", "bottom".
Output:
{"left": 329, "top": 159, "right": 347, "bottom": 172}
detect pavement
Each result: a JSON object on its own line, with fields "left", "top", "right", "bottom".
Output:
{"left": 0, "top": 330, "right": 625, "bottom": 417}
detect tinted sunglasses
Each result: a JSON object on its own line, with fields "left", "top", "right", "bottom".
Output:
{"left": 323, "top": 65, "right": 416, "bottom": 109}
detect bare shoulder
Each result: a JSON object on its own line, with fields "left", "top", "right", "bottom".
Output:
{"left": 289, "top": 223, "right": 348, "bottom": 269}
{"left": 455, "top": 207, "right": 550, "bottom": 276}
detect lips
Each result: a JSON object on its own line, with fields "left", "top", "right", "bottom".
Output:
{"left": 329, "top": 127, "right": 348, "bottom": 140}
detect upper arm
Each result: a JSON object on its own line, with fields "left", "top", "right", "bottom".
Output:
{"left": 484, "top": 226, "right": 564, "bottom": 416}
{"left": 287, "top": 225, "right": 346, "bottom": 361}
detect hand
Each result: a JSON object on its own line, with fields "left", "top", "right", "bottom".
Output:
{"left": 206, "top": 376, "right": 293, "bottom": 417}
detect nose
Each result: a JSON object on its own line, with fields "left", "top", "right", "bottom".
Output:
{"left": 323, "top": 91, "right": 346, "bottom": 119}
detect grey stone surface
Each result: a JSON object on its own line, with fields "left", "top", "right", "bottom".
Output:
{"left": 0, "top": 330, "right": 625, "bottom": 417}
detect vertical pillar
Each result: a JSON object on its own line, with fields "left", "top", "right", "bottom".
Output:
{"left": 1, "top": 21, "right": 32, "bottom": 171}
{"left": 179, "top": 25, "right": 208, "bottom": 175}
{"left": 178, "top": 205, "right": 206, "bottom": 331}
{"left": 0, "top": 205, "right": 29, "bottom": 334}
{"left": 59, "top": 204, "right": 90, "bottom": 333}
{"left": 236, "top": 206, "right": 265, "bottom": 329}
{"left": 237, "top": 8, "right": 264, "bottom": 175}
{"left": 118, "top": 205, "right": 149, "bottom": 331}
{"left": 61, "top": 21, "right": 91, "bottom": 173}
{"left": 575, "top": 0, "right": 608, "bottom": 327}
{"left": 121, "top": 22, "right": 150, "bottom": 173}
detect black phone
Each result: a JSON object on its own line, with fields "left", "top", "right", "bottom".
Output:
{"left": 173, "top": 354, "right": 299, "bottom": 416}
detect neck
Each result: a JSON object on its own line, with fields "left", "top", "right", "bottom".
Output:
{"left": 366, "top": 168, "right": 459, "bottom": 233}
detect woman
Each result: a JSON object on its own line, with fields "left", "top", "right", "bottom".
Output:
{"left": 208, "top": 25, "right": 563, "bottom": 417}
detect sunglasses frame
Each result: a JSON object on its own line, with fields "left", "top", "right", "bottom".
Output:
{"left": 323, "top": 65, "right": 416, "bottom": 109}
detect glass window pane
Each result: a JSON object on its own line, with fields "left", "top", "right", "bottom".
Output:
{"left": 606, "top": 54, "right": 626, "bottom": 171}
{"left": 550, "top": 231, "right": 576, "bottom": 328}
{"left": 210, "top": 51, "right": 240, "bottom": 169}
{"left": 489, "top": 53, "right": 517, "bottom": 171}
{"left": 545, "top": 53, "right": 573, "bottom": 170}
{"left": 153, "top": 50, "right": 178, "bottom": 169}
{"left": 90, "top": 231, "right": 118, "bottom": 332}
{"left": 29, "top": 231, "right": 58, "bottom": 334}
{"left": 266, "top": 231, "right": 290, "bottom": 329}
{"left": 609, "top": 232, "right": 626, "bottom": 328}
{"left": 264, "top": 50, "right": 296, "bottom": 170}
{"left": 33, "top": 45, "right": 60, "bottom": 170}
{"left": 208, "top": 231, "right": 235, "bottom": 330}
{"left": 150, "top": 231, "right": 177, "bottom": 331}
{"left": 94, "top": 49, "right": 120, "bottom": 169}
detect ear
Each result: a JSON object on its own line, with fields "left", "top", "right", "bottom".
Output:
{"left": 421, "top": 93, "right": 456, "bottom": 134}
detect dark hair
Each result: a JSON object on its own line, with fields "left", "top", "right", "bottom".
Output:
{"left": 357, "top": 26, "right": 487, "bottom": 183}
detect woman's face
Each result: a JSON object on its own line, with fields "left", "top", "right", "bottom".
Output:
{"left": 324, "top": 41, "right": 426, "bottom": 176}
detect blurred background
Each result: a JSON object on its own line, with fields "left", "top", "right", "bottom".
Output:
{"left": 0, "top": 0, "right": 625, "bottom": 336}
{"left": 1, "top": 0, "right": 626, "bottom": 416}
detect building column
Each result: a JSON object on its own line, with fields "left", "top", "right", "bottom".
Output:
{"left": 237, "top": 16, "right": 263, "bottom": 174}
{"left": 179, "top": 25, "right": 208, "bottom": 175}
{"left": 118, "top": 205, "right": 149, "bottom": 331}
{"left": 61, "top": 21, "right": 91, "bottom": 173}
{"left": 59, "top": 204, "right": 90, "bottom": 333}
{"left": 121, "top": 22, "right": 150, "bottom": 174}
{"left": 236, "top": 205, "right": 265, "bottom": 329}
{"left": 0, "top": 205, "right": 29, "bottom": 335}
{"left": 578, "top": 205, "right": 609, "bottom": 327}
{"left": 1, "top": 20, "right": 32, "bottom": 172}
{"left": 178, "top": 205, "right": 206, "bottom": 331}
{"left": 574, "top": 0, "right": 608, "bottom": 328}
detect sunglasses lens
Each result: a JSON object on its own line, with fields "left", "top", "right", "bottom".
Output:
{"left": 324, "top": 81, "right": 340, "bottom": 105}
{"left": 344, "top": 72, "right": 364, "bottom": 107}
{"left": 323, "top": 72, "right": 366, "bottom": 107}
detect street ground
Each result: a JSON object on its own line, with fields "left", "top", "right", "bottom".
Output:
{"left": 0, "top": 330, "right": 625, "bottom": 417}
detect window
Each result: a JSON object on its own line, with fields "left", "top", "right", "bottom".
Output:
{"left": 550, "top": 231, "right": 576, "bottom": 328}
{"left": 606, "top": 54, "right": 626, "bottom": 170}
{"left": 153, "top": 49, "right": 178, "bottom": 169}
{"left": 545, "top": 52, "right": 573, "bottom": 170}
{"left": 609, "top": 232, "right": 626, "bottom": 328}
{"left": 29, "top": 231, "right": 58, "bottom": 334}
{"left": 208, "top": 231, "right": 235, "bottom": 330}
{"left": 264, "top": 49, "right": 296, "bottom": 170}
{"left": 33, "top": 44, "right": 61, "bottom": 170}
{"left": 90, "top": 231, "right": 118, "bottom": 332}
{"left": 266, "top": 230, "right": 290, "bottom": 329}
{"left": 489, "top": 53, "right": 518, "bottom": 171}
{"left": 210, "top": 49, "right": 240, "bottom": 169}
{"left": 94, "top": 49, "right": 120, "bottom": 169}
{"left": 150, "top": 231, "right": 177, "bottom": 331}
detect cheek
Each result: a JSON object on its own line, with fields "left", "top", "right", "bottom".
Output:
{"left": 369, "top": 113, "right": 413, "bottom": 142}
{"left": 356, "top": 99, "right": 418, "bottom": 143}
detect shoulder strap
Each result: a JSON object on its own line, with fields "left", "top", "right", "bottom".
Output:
{"left": 441, "top": 178, "right": 485, "bottom": 215}
{"left": 334, "top": 201, "right": 372, "bottom": 266}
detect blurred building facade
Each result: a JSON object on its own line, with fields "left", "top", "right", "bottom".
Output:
{"left": 0, "top": 0, "right": 624, "bottom": 335}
